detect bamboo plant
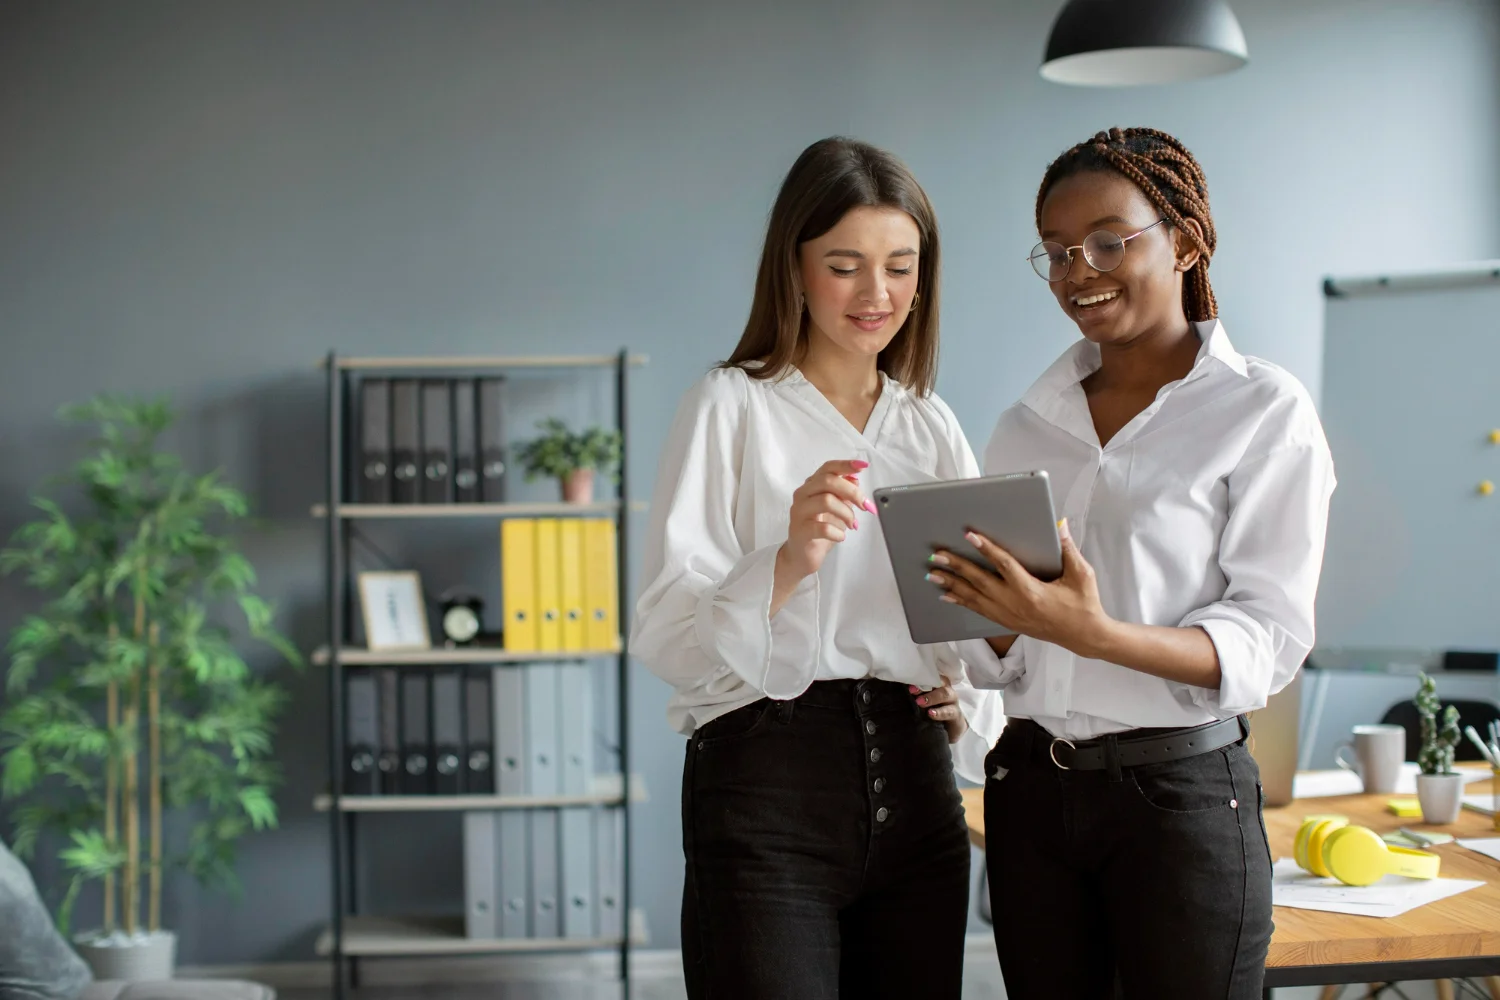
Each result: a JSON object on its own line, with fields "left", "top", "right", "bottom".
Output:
{"left": 0, "top": 397, "right": 300, "bottom": 938}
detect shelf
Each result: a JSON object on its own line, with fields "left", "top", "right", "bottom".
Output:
{"left": 311, "top": 501, "right": 623, "bottom": 519}
{"left": 312, "top": 644, "right": 622, "bottom": 666}
{"left": 314, "top": 909, "right": 647, "bottom": 957}
{"left": 324, "top": 353, "right": 649, "bottom": 372}
{"left": 314, "top": 773, "right": 648, "bottom": 813}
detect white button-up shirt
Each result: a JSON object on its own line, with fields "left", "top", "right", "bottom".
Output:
{"left": 960, "top": 321, "right": 1336, "bottom": 740}
{"left": 630, "top": 365, "right": 1005, "bottom": 782}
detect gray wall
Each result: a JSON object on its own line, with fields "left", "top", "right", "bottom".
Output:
{"left": 2, "top": 0, "right": 1497, "bottom": 965}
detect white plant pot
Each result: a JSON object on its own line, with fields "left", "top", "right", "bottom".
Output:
{"left": 73, "top": 929, "right": 176, "bottom": 982}
{"left": 1415, "top": 772, "right": 1465, "bottom": 825}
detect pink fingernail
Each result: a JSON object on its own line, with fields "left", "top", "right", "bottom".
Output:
{"left": 851, "top": 518, "right": 859, "bottom": 531}
{"left": 929, "top": 709, "right": 938, "bottom": 717}
{"left": 851, "top": 460, "right": 870, "bottom": 470}
{"left": 908, "top": 685, "right": 920, "bottom": 694}
{"left": 917, "top": 696, "right": 928, "bottom": 706}
{"left": 862, "top": 500, "right": 878, "bottom": 515}
{"left": 965, "top": 531, "right": 982, "bottom": 546}
{"left": 939, "top": 594, "right": 959, "bottom": 604}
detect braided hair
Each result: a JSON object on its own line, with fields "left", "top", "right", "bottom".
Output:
{"left": 1036, "top": 127, "right": 1218, "bottom": 322}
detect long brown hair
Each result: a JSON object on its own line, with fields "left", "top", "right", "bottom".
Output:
{"left": 723, "top": 137, "right": 942, "bottom": 395}
{"left": 1037, "top": 127, "right": 1219, "bottom": 322}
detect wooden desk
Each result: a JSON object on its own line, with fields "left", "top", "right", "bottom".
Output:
{"left": 960, "top": 776, "right": 1500, "bottom": 990}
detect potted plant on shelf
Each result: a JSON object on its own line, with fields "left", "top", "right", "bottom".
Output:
{"left": 516, "top": 417, "right": 622, "bottom": 504}
{"left": 0, "top": 397, "right": 301, "bottom": 980}
{"left": 1413, "top": 672, "right": 1465, "bottom": 825}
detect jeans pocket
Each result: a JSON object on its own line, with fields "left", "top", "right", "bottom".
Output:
{"left": 1129, "top": 748, "right": 1239, "bottom": 815}
{"left": 692, "top": 700, "right": 775, "bottom": 750}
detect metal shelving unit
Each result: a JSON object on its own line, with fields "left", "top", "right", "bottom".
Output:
{"left": 320, "top": 350, "right": 640, "bottom": 995}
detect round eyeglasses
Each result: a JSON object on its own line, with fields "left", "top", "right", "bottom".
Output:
{"left": 1028, "top": 218, "right": 1167, "bottom": 282}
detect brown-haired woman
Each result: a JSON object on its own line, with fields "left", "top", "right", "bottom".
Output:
{"left": 631, "top": 136, "right": 1003, "bottom": 998}
{"left": 926, "top": 127, "right": 1336, "bottom": 999}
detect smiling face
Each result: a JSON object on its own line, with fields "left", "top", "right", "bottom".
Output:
{"left": 797, "top": 205, "right": 922, "bottom": 362}
{"left": 1037, "top": 170, "right": 1201, "bottom": 347}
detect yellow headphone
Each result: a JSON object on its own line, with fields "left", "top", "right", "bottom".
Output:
{"left": 1293, "top": 817, "right": 1442, "bottom": 886}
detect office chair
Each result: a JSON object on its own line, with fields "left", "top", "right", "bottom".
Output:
{"left": 1378, "top": 698, "right": 1500, "bottom": 763}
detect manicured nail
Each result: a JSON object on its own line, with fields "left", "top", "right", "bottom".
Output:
{"left": 929, "top": 708, "right": 939, "bottom": 717}
{"left": 925, "top": 572, "right": 943, "bottom": 585}
{"left": 851, "top": 518, "right": 859, "bottom": 531}
{"left": 862, "top": 499, "right": 878, "bottom": 515}
{"left": 939, "top": 594, "right": 959, "bottom": 604}
{"left": 844, "top": 474, "right": 860, "bottom": 484}
{"left": 917, "top": 696, "right": 928, "bottom": 706}
{"left": 965, "top": 531, "right": 982, "bottom": 546}
{"left": 908, "top": 685, "right": 920, "bottom": 694}
{"left": 928, "top": 553, "right": 949, "bottom": 566}
{"left": 851, "top": 460, "right": 870, "bottom": 470}
{"left": 1057, "top": 517, "right": 1071, "bottom": 541}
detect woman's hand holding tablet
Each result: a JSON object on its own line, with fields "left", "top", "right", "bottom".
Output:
{"left": 925, "top": 518, "right": 1107, "bottom": 654}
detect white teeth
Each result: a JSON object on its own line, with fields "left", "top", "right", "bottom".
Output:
{"left": 1075, "top": 290, "right": 1121, "bottom": 307}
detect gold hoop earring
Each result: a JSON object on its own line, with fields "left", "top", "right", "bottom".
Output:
{"left": 912, "top": 292, "right": 921, "bottom": 309}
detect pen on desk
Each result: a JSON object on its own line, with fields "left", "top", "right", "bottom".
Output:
{"left": 1464, "top": 725, "right": 1499, "bottom": 766}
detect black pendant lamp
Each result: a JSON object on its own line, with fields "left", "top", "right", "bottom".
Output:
{"left": 1041, "top": 0, "right": 1248, "bottom": 86}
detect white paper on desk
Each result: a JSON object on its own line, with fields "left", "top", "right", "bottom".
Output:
{"left": 1270, "top": 858, "right": 1483, "bottom": 917}
{"left": 1457, "top": 837, "right": 1500, "bottom": 862}
{"left": 1293, "top": 764, "right": 1489, "bottom": 800}
{"left": 1461, "top": 794, "right": 1496, "bottom": 817}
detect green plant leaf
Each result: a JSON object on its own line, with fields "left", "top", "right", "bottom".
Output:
{"left": 239, "top": 785, "right": 277, "bottom": 830}
{"left": 59, "top": 828, "right": 126, "bottom": 879}
{"left": 1, "top": 746, "right": 38, "bottom": 798}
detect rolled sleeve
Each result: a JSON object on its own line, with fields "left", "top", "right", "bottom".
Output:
{"left": 1180, "top": 439, "right": 1335, "bottom": 715}
{"left": 956, "top": 636, "right": 1026, "bottom": 689}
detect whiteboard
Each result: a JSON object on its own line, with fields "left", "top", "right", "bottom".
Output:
{"left": 1315, "top": 262, "right": 1500, "bottom": 648}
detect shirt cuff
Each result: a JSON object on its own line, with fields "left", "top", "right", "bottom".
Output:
{"left": 957, "top": 636, "right": 1025, "bottom": 689}
{"left": 693, "top": 543, "right": 821, "bottom": 700}
{"left": 1180, "top": 611, "right": 1274, "bottom": 715}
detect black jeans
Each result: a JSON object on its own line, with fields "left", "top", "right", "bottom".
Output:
{"left": 681, "top": 678, "right": 972, "bottom": 1000}
{"left": 985, "top": 718, "right": 1274, "bottom": 1000}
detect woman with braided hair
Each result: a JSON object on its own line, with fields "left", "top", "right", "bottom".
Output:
{"left": 924, "top": 127, "right": 1336, "bottom": 998}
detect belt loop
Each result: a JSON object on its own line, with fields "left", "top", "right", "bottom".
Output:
{"left": 1103, "top": 733, "right": 1122, "bottom": 783}
{"left": 777, "top": 700, "right": 794, "bottom": 724}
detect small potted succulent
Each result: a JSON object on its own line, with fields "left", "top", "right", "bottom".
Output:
{"left": 515, "top": 418, "right": 621, "bottom": 504}
{"left": 1413, "top": 672, "right": 1465, "bottom": 824}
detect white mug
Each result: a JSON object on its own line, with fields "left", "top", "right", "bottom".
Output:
{"left": 1334, "top": 724, "right": 1407, "bottom": 794}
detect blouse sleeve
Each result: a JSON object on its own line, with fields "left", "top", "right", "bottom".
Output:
{"left": 629, "top": 371, "right": 822, "bottom": 702}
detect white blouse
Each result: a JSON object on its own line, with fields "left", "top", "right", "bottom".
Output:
{"left": 960, "top": 321, "right": 1337, "bottom": 740}
{"left": 630, "top": 365, "right": 1005, "bottom": 782}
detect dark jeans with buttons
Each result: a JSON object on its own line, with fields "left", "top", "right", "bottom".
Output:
{"left": 984, "top": 717, "right": 1274, "bottom": 1000}
{"left": 681, "top": 678, "right": 972, "bottom": 1000}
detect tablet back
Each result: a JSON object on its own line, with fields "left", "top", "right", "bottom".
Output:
{"left": 874, "top": 471, "right": 1062, "bottom": 645}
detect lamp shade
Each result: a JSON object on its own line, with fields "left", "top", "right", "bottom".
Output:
{"left": 1041, "top": 0, "right": 1248, "bottom": 86}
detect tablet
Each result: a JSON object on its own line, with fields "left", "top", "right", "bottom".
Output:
{"left": 874, "top": 471, "right": 1062, "bottom": 645}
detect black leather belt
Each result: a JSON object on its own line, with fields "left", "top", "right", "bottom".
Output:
{"left": 1011, "top": 716, "right": 1247, "bottom": 771}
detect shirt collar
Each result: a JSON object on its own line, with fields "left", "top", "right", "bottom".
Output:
{"left": 1020, "top": 318, "right": 1247, "bottom": 416}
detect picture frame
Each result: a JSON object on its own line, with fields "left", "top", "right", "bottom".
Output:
{"left": 357, "top": 570, "right": 431, "bottom": 651}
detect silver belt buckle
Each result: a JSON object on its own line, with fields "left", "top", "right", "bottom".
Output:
{"left": 1049, "top": 737, "right": 1077, "bottom": 770}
